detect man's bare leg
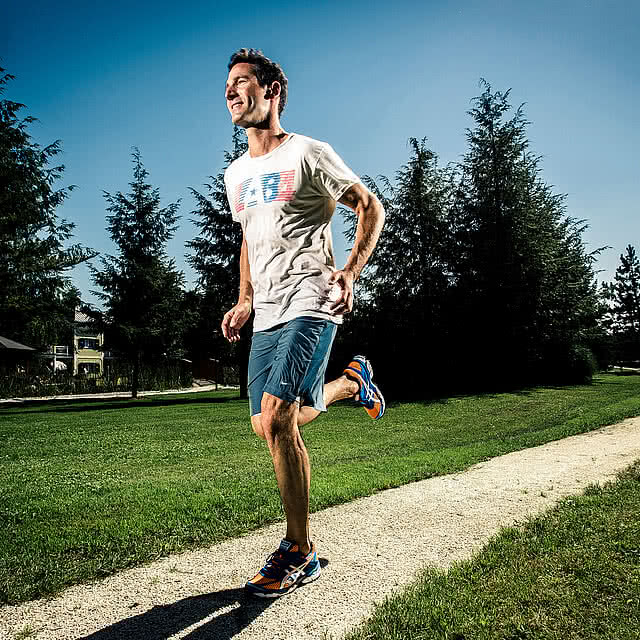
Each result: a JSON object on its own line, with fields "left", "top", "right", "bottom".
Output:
{"left": 298, "top": 374, "right": 359, "bottom": 426}
{"left": 251, "top": 373, "right": 359, "bottom": 438}
{"left": 249, "top": 375, "right": 359, "bottom": 553}
{"left": 260, "top": 392, "right": 311, "bottom": 553}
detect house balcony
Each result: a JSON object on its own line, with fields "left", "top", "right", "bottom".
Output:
{"left": 44, "top": 345, "right": 73, "bottom": 359}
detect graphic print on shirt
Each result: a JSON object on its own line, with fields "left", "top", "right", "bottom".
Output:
{"left": 234, "top": 169, "right": 296, "bottom": 214}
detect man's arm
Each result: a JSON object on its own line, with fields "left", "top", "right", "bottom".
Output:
{"left": 329, "top": 182, "right": 385, "bottom": 314}
{"left": 221, "top": 232, "right": 253, "bottom": 342}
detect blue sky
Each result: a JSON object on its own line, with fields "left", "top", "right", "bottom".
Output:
{"left": 5, "top": 0, "right": 639, "bottom": 305}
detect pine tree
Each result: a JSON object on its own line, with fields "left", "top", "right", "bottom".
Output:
{"left": 186, "top": 127, "right": 249, "bottom": 397}
{"left": 602, "top": 245, "right": 640, "bottom": 363}
{"left": 340, "top": 138, "right": 456, "bottom": 395}
{"left": 0, "top": 67, "right": 95, "bottom": 348}
{"left": 612, "top": 245, "right": 640, "bottom": 333}
{"left": 454, "top": 81, "right": 601, "bottom": 384}
{"left": 91, "top": 149, "right": 187, "bottom": 397}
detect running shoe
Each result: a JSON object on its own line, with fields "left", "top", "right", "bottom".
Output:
{"left": 245, "top": 539, "right": 321, "bottom": 598}
{"left": 343, "top": 355, "right": 385, "bottom": 420}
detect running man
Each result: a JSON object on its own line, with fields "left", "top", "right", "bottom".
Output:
{"left": 221, "top": 49, "right": 385, "bottom": 597}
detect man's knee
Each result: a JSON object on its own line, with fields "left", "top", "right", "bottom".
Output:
{"left": 260, "top": 392, "right": 297, "bottom": 438}
{"left": 251, "top": 414, "right": 266, "bottom": 440}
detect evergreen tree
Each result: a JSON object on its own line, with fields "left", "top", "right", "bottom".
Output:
{"left": 345, "top": 83, "right": 603, "bottom": 394}
{"left": 0, "top": 67, "right": 95, "bottom": 348}
{"left": 91, "top": 149, "right": 187, "bottom": 397}
{"left": 340, "top": 138, "right": 456, "bottom": 395}
{"left": 453, "top": 81, "right": 601, "bottom": 384}
{"left": 612, "top": 245, "right": 640, "bottom": 333}
{"left": 186, "top": 128, "right": 249, "bottom": 397}
{"left": 602, "top": 245, "right": 640, "bottom": 363}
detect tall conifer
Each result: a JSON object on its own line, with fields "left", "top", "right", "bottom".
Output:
{"left": 0, "top": 67, "right": 95, "bottom": 348}
{"left": 186, "top": 128, "right": 249, "bottom": 397}
{"left": 91, "top": 149, "right": 186, "bottom": 397}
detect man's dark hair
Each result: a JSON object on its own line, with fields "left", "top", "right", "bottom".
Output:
{"left": 228, "top": 48, "right": 288, "bottom": 116}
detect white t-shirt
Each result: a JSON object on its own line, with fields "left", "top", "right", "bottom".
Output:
{"left": 224, "top": 133, "right": 360, "bottom": 332}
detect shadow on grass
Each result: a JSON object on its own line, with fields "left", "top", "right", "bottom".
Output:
{"left": 390, "top": 378, "right": 615, "bottom": 409}
{"left": 4, "top": 375, "right": 620, "bottom": 415}
{"left": 384, "top": 386, "right": 541, "bottom": 409}
{"left": 2, "top": 394, "right": 241, "bottom": 415}
{"left": 78, "top": 559, "right": 329, "bottom": 640}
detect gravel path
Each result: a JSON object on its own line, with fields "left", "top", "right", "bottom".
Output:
{"left": 2, "top": 417, "right": 640, "bottom": 640}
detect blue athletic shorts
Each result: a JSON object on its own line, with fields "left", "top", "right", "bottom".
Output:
{"left": 248, "top": 316, "right": 338, "bottom": 416}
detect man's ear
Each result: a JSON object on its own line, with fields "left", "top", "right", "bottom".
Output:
{"left": 265, "top": 81, "right": 280, "bottom": 99}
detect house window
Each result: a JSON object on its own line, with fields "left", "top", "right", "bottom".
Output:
{"left": 78, "top": 338, "right": 99, "bottom": 350}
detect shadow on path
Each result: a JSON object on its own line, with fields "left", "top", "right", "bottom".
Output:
{"left": 78, "top": 559, "right": 329, "bottom": 640}
{"left": 78, "top": 588, "right": 270, "bottom": 640}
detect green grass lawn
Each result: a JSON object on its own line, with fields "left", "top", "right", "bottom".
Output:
{"left": 343, "top": 460, "right": 640, "bottom": 640}
{"left": 1, "top": 373, "right": 640, "bottom": 605}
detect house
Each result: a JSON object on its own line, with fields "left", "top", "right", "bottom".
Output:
{"left": 46, "top": 310, "right": 105, "bottom": 376}
{"left": 0, "top": 335, "right": 36, "bottom": 374}
{"left": 74, "top": 310, "right": 104, "bottom": 375}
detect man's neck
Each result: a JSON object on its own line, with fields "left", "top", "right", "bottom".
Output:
{"left": 246, "top": 125, "right": 289, "bottom": 158}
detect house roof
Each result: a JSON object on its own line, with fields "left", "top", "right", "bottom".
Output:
{"left": 74, "top": 310, "right": 92, "bottom": 323}
{"left": 0, "top": 335, "right": 36, "bottom": 351}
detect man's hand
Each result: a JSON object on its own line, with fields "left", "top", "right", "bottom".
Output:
{"left": 328, "top": 183, "right": 385, "bottom": 316}
{"left": 221, "top": 301, "right": 252, "bottom": 342}
{"left": 328, "top": 269, "right": 355, "bottom": 315}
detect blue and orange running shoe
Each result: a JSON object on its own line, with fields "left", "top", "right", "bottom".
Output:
{"left": 245, "top": 539, "right": 321, "bottom": 598}
{"left": 343, "top": 355, "right": 385, "bottom": 420}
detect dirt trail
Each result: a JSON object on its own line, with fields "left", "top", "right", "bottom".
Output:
{"left": 2, "top": 417, "right": 640, "bottom": 640}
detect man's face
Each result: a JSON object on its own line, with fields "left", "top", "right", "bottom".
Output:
{"left": 225, "top": 63, "right": 271, "bottom": 128}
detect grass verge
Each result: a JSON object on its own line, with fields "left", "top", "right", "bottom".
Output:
{"left": 344, "top": 460, "right": 640, "bottom": 640}
{"left": 1, "top": 373, "right": 640, "bottom": 605}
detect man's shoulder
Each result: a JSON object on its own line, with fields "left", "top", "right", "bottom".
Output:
{"left": 287, "top": 134, "right": 339, "bottom": 172}
{"left": 224, "top": 152, "right": 250, "bottom": 181}
{"left": 291, "top": 133, "right": 331, "bottom": 154}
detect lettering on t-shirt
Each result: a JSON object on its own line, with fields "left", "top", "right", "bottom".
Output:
{"left": 234, "top": 169, "right": 296, "bottom": 214}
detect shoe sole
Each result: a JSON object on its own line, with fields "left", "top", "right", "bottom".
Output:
{"left": 246, "top": 565, "right": 321, "bottom": 598}
{"left": 345, "top": 356, "right": 385, "bottom": 420}
{"left": 344, "top": 356, "right": 373, "bottom": 400}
